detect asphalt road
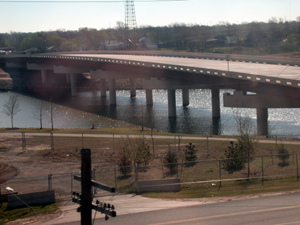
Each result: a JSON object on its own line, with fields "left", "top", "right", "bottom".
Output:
{"left": 60, "top": 192, "right": 300, "bottom": 225}
{"left": 61, "top": 53, "right": 300, "bottom": 81}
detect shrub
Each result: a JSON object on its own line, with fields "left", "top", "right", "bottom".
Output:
{"left": 164, "top": 148, "right": 178, "bottom": 174}
{"left": 278, "top": 143, "right": 290, "bottom": 167}
{"left": 222, "top": 141, "right": 245, "bottom": 174}
{"left": 183, "top": 143, "right": 198, "bottom": 167}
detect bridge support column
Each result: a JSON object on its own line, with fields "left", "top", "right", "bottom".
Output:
{"left": 146, "top": 89, "right": 153, "bottom": 105}
{"left": 211, "top": 89, "right": 220, "bottom": 118}
{"left": 130, "top": 78, "right": 136, "bottom": 98}
{"left": 41, "top": 70, "right": 47, "bottom": 84}
{"left": 100, "top": 79, "right": 106, "bottom": 97}
{"left": 257, "top": 108, "right": 268, "bottom": 136}
{"left": 66, "top": 73, "right": 71, "bottom": 84}
{"left": 168, "top": 89, "right": 176, "bottom": 117}
{"left": 109, "top": 79, "right": 116, "bottom": 105}
{"left": 70, "top": 73, "right": 77, "bottom": 97}
{"left": 182, "top": 89, "right": 189, "bottom": 106}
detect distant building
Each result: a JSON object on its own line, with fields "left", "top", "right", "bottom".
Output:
{"left": 225, "top": 37, "right": 237, "bottom": 46}
{"left": 138, "top": 37, "right": 157, "bottom": 49}
{"left": 46, "top": 46, "right": 59, "bottom": 53}
{"left": 25, "top": 48, "right": 41, "bottom": 54}
{"left": 206, "top": 39, "right": 225, "bottom": 48}
{"left": 100, "top": 40, "right": 121, "bottom": 50}
{"left": 0, "top": 47, "right": 15, "bottom": 55}
{"left": 0, "top": 68, "right": 12, "bottom": 90}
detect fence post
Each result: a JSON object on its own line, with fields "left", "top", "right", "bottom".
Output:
{"left": 93, "top": 168, "right": 96, "bottom": 195}
{"left": 177, "top": 163, "right": 179, "bottom": 178}
{"left": 71, "top": 172, "right": 73, "bottom": 198}
{"left": 275, "top": 136, "right": 278, "bottom": 154}
{"left": 50, "top": 132, "right": 54, "bottom": 151}
{"left": 82, "top": 133, "right": 84, "bottom": 149}
{"left": 135, "top": 166, "right": 139, "bottom": 181}
{"left": 207, "top": 135, "right": 209, "bottom": 155}
{"left": 114, "top": 167, "right": 117, "bottom": 189}
{"left": 113, "top": 133, "right": 115, "bottom": 152}
{"left": 151, "top": 134, "right": 155, "bottom": 159}
{"left": 48, "top": 174, "right": 52, "bottom": 191}
{"left": 219, "top": 160, "right": 222, "bottom": 188}
{"left": 296, "top": 154, "right": 299, "bottom": 182}
{"left": 261, "top": 156, "right": 264, "bottom": 186}
{"left": 174, "top": 135, "right": 176, "bottom": 151}
{"left": 22, "top": 132, "right": 26, "bottom": 151}
{"left": 0, "top": 185, "right": 2, "bottom": 207}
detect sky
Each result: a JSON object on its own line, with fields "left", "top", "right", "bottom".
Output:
{"left": 0, "top": 0, "right": 299, "bottom": 33}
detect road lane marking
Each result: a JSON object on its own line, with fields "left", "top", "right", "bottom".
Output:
{"left": 274, "top": 221, "right": 300, "bottom": 225}
{"left": 150, "top": 205, "right": 300, "bottom": 225}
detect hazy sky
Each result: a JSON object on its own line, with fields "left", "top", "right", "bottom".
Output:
{"left": 0, "top": 0, "right": 299, "bottom": 33}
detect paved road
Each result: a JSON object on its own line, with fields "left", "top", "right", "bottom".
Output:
{"left": 61, "top": 53, "right": 300, "bottom": 82}
{"left": 54, "top": 192, "right": 300, "bottom": 225}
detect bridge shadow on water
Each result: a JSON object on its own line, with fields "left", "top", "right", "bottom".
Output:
{"left": 31, "top": 89, "right": 224, "bottom": 135}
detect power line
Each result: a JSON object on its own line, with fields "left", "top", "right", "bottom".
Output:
{"left": 0, "top": 0, "right": 189, "bottom": 2}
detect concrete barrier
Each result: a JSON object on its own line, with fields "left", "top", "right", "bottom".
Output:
{"left": 8, "top": 190, "right": 55, "bottom": 208}
{"left": 136, "top": 179, "right": 181, "bottom": 194}
{"left": 0, "top": 192, "right": 18, "bottom": 202}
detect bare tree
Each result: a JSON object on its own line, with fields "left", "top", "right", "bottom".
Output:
{"left": 32, "top": 100, "right": 46, "bottom": 129}
{"left": 233, "top": 109, "right": 258, "bottom": 177}
{"left": 2, "top": 94, "right": 21, "bottom": 128}
{"left": 48, "top": 99, "right": 54, "bottom": 130}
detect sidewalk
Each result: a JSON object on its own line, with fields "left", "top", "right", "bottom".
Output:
{"left": 44, "top": 193, "right": 205, "bottom": 224}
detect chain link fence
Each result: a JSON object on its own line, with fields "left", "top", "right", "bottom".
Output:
{"left": 1, "top": 132, "right": 300, "bottom": 199}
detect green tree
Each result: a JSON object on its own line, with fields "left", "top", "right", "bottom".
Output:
{"left": 136, "top": 141, "right": 152, "bottom": 166}
{"left": 20, "top": 33, "right": 46, "bottom": 52}
{"left": 47, "top": 34, "right": 66, "bottom": 49}
{"left": 117, "top": 136, "right": 152, "bottom": 178}
{"left": 222, "top": 141, "right": 245, "bottom": 174}
{"left": 278, "top": 143, "right": 290, "bottom": 167}
{"left": 78, "top": 27, "right": 108, "bottom": 50}
{"left": 118, "top": 147, "right": 133, "bottom": 176}
{"left": 183, "top": 143, "right": 198, "bottom": 167}
{"left": 0, "top": 35, "right": 8, "bottom": 47}
{"left": 164, "top": 148, "right": 178, "bottom": 174}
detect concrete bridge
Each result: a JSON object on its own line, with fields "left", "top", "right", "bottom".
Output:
{"left": 1, "top": 52, "right": 300, "bottom": 136}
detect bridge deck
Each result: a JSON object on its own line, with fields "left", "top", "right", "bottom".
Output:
{"left": 61, "top": 53, "right": 300, "bottom": 83}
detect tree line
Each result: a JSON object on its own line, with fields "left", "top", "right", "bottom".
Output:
{"left": 1, "top": 17, "right": 300, "bottom": 54}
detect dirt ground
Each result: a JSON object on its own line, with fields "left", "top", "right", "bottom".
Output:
{"left": 0, "top": 134, "right": 82, "bottom": 224}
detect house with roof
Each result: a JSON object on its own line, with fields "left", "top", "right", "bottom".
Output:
{"left": 138, "top": 37, "right": 157, "bottom": 49}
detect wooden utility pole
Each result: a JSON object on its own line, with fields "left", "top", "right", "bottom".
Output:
{"left": 81, "top": 149, "right": 92, "bottom": 225}
{"left": 72, "top": 149, "right": 116, "bottom": 224}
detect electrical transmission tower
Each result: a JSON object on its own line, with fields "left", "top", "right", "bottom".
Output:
{"left": 124, "top": 0, "right": 138, "bottom": 49}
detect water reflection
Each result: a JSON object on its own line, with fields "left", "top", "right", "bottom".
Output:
{"left": 0, "top": 89, "right": 300, "bottom": 137}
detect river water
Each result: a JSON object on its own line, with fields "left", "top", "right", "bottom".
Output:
{"left": 0, "top": 89, "right": 299, "bottom": 138}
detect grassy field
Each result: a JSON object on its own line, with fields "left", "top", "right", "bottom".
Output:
{"left": 1, "top": 128, "right": 300, "bottom": 198}
{"left": 0, "top": 202, "right": 57, "bottom": 225}
{"left": 1, "top": 128, "right": 300, "bottom": 224}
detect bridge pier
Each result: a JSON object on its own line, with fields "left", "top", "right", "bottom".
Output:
{"left": 130, "top": 78, "right": 136, "bottom": 98}
{"left": 257, "top": 108, "right": 268, "bottom": 136}
{"left": 100, "top": 79, "right": 106, "bottom": 97}
{"left": 224, "top": 91, "right": 300, "bottom": 136}
{"left": 211, "top": 89, "right": 220, "bottom": 118}
{"left": 168, "top": 89, "right": 176, "bottom": 117}
{"left": 146, "top": 89, "right": 153, "bottom": 105}
{"left": 66, "top": 73, "right": 71, "bottom": 83}
{"left": 182, "top": 89, "right": 189, "bottom": 106}
{"left": 109, "top": 79, "right": 116, "bottom": 105}
{"left": 70, "top": 73, "right": 77, "bottom": 97}
{"left": 41, "top": 70, "right": 47, "bottom": 84}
